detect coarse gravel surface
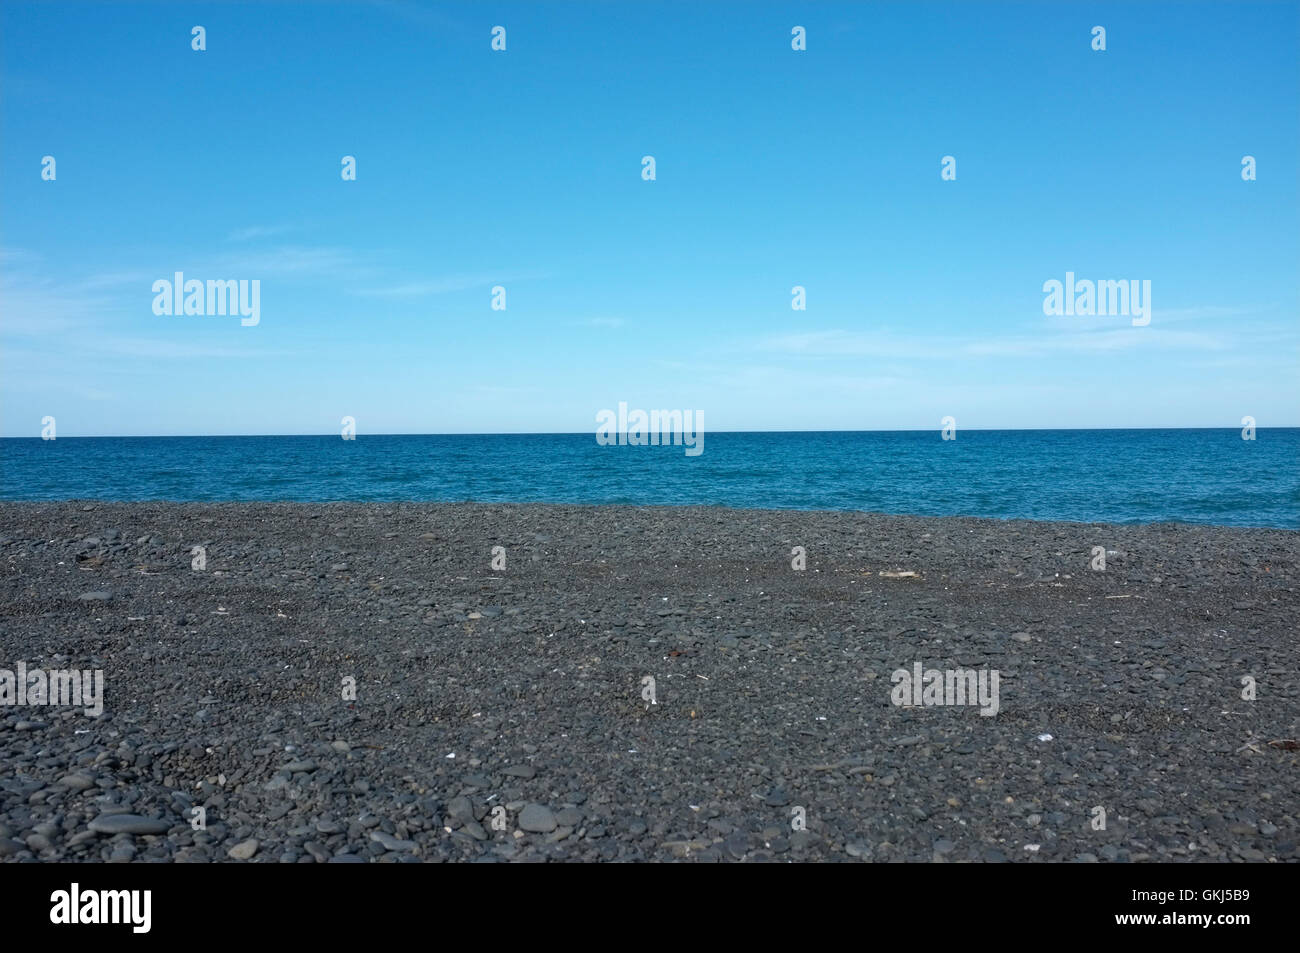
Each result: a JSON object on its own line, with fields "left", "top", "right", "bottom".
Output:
{"left": 1, "top": 501, "right": 1296, "bottom": 863}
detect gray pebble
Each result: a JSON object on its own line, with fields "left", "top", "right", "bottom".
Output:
{"left": 227, "top": 839, "right": 259, "bottom": 860}
{"left": 518, "top": 804, "right": 557, "bottom": 833}
{"left": 88, "top": 814, "right": 171, "bottom": 836}
{"left": 370, "top": 831, "right": 417, "bottom": 852}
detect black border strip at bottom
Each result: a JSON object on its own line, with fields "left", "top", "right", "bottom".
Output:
{"left": 0, "top": 861, "right": 1276, "bottom": 940}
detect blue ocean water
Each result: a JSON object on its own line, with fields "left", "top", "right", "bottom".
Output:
{"left": 1, "top": 430, "right": 1297, "bottom": 528}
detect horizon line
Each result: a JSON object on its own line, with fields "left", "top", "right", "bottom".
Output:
{"left": 4, "top": 425, "right": 1296, "bottom": 439}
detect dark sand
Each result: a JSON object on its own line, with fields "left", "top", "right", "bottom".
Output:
{"left": 1, "top": 501, "right": 1296, "bottom": 862}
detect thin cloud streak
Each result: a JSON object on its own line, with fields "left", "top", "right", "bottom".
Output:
{"left": 758, "top": 325, "right": 1234, "bottom": 360}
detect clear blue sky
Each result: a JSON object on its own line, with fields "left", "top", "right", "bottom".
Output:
{"left": 2, "top": 0, "right": 1296, "bottom": 436}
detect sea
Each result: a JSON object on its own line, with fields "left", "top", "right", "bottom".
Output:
{"left": 1, "top": 429, "right": 1297, "bottom": 529}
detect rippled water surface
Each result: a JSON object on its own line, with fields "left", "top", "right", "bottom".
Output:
{"left": 2, "top": 430, "right": 1297, "bottom": 528}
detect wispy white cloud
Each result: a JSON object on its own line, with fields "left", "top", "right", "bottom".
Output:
{"left": 354, "top": 276, "right": 491, "bottom": 297}
{"left": 0, "top": 275, "right": 114, "bottom": 337}
{"left": 758, "top": 322, "right": 1234, "bottom": 360}
{"left": 353, "top": 270, "right": 546, "bottom": 297}
{"left": 0, "top": 255, "right": 284, "bottom": 357}
{"left": 96, "top": 338, "right": 287, "bottom": 360}
{"left": 76, "top": 270, "right": 160, "bottom": 290}
{"left": 1039, "top": 305, "right": 1259, "bottom": 333}
{"left": 227, "top": 225, "right": 295, "bottom": 242}
{"left": 1149, "top": 305, "right": 1255, "bottom": 323}
{"left": 756, "top": 330, "right": 937, "bottom": 360}
{"left": 964, "top": 327, "right": 1228, "bottom": 356}
{"left": 216, "top": 245, "right": 365, "bottom": 279}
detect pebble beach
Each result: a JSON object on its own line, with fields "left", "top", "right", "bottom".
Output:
{"left": 1, "top": 501, "right": 1296, "bottom": 863}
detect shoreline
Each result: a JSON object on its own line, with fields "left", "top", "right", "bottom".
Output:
{"left": 3, "top": 498, "right": 1297, "bottom": 532}
{"left": 1, "top": 501, "right": 1296, "bottom": 862}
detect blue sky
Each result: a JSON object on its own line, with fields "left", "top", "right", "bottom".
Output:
{"left": 2, "top": 0, "right": 1296, "bottom": 436}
